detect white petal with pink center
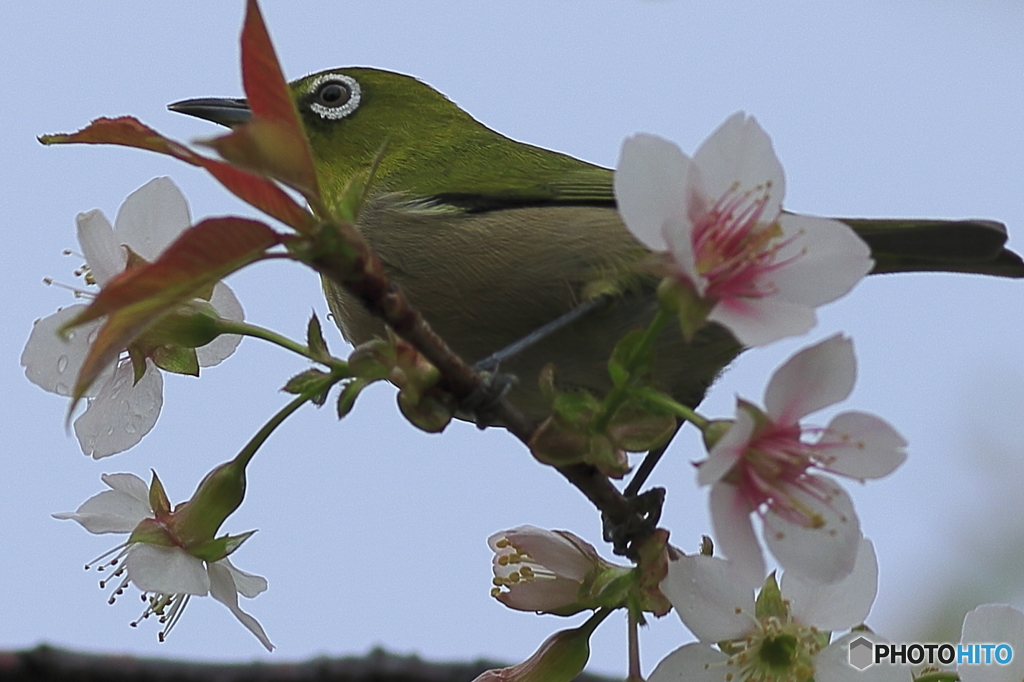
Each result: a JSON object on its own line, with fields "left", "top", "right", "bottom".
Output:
{"left": 615, "top": 113, "right": 873, "bottom": 347}
{"left": 697, "top": 335, "right": 906, "bottom": 584}
{"left": 22, "top": 177, "right": 244, "bottom": 457}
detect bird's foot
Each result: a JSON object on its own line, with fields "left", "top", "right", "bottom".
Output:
{"left": 603, "top": 487, "right": 665, "bottom": 558}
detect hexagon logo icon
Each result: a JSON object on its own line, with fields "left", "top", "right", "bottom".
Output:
{"left": 848, "top": 636, "right": 875, "bottom": 670}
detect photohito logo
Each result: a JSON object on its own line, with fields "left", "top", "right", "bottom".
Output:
{"left": 847, "top": 637, "right": 1013, "bottom": 671}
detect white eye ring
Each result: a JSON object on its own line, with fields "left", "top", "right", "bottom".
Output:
{"left": 308, "top": 73, "right": 361, "bottom": 120}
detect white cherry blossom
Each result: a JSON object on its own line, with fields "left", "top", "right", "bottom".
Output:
{"left": 615, "top": 113, "right": 873, "bottom": 346}
{"left": 22, "top": 177, "right": 243, "bottom": 457}
{"left": 697, "top": 334, "right": 906, "bottom": 585}
{"left": 651, "top": 539, "right": 908, "bottom": 682}
{"left": 54, "top": 472, "right": 272, "bottom": 650}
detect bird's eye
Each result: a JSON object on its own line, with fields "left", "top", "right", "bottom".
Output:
{"left": 307, "top": 73, "right": 361, "bottom": 120}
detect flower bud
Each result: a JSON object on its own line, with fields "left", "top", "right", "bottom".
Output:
{"left": 169, "top": 457, "right": 247, "bottom": 548}
{"left": 489, "top": 526, "right": 630, "bottom": 616}
{"left": 470, "top": 613, "right": 607, "bottom": 682}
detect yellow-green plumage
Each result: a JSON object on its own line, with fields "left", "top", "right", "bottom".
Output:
{"left": 171, "top": 67, "right": 1023, "bottom": 423}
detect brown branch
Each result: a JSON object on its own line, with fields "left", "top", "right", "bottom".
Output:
{"left": 301, "top": 219, "right": 644, "bottom": 556}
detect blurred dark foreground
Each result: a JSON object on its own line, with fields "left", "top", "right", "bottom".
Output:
{"left": 0, "top": 646, "right": 617, "bottom": 682}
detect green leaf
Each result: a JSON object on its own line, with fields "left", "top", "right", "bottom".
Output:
{"left": 306, "top": 312, "right": 330, "bottom": 362}
{"left": 336, "top": 379, "right": 366, "bottom": 419}
{"left": 283, "top": 368, "right": 333, "bottom": 406}
{"left": 608, "top": 327, "right": 650, "bottom": 387}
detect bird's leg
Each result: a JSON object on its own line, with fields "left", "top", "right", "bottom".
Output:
{"left": 471, "top": 295, "right": 612, "bottom": 373}
{"left": 623, "top": 419, "right": 683, "bottom": 498}
{"left": 462, "top": 295, "right": 612, "bottom": 427}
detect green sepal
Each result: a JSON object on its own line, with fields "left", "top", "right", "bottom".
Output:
{"left": 189, "top": 530, "right": 257, "bottom": 563}
{"left": 144, "top": 301, "right": 225, "bottom": 350}
{"left": 551, "top": 388, "right": 601, "bottom": 423}
{"left": 633, "top": 528, "right": 672, "bottom": 617}
{"left": 347, "top": 339, "right": 395, "bottom": 381}
{"left": 658, "top": 277, "right": 713, "bottom": 342}
{"left": 148, "top": 470, "right": 171, "bottom": 517}
{"left": 306, "top": 312, "right": 330, "bottom": 363}
{"left": 128, "top": 346, "right": 149, "bottom": 384}
{"left": 397, "top": 389, "right": 454, "bottom": 433}
{"left": 127, "top": 517, "right": 175, "bottom": 547}
{"left": 754, "top": 572, "right": 788, "bottom": 621}
{"left": 606, "top": 399, "right": 677, "bottom": 452}
{"left": 529, "top": 415, "right": 591, "bottom": 467}
{"left": 150, "top": 344, "right": 200, "bottom": 376}
{"left": 701, "top": 419, "right": 736, "bottom": 452}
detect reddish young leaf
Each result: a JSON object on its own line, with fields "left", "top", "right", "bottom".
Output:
{"left": 40, "top": 117, "right": 314, "bottom": 233}
{"left": 237, "top": 0, "right": 320, "bottom": 200}
{"left": 202, "top": 119, "right": 319, "bottom": 203}
{"left": 64, "top": 217, "right": 281, "bottom": 402}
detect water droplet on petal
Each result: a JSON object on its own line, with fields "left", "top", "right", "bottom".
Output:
{"left": 57, "top": 355, "right": 69, "bottom": 373}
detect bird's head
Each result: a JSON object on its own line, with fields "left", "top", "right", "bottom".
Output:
{"left": 170, "top": 67, "right": 605, "bottom": 209}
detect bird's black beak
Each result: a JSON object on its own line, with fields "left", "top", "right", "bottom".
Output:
{"left": 167, "top": 97, "right": 252, "bottom": 128}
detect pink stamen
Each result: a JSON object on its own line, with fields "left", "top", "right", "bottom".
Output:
{"left": 685, "top": 181, "right": 804, "bottom": 303}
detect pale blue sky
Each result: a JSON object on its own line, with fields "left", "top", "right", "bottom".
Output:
{"left": 3, "top": 1, "right": 1024, "bottom": 676}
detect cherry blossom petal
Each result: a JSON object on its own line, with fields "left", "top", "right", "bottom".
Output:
{"left": 692, "top": 112, "right": 785, "bottom": 221}
{"left": 74, "top": 359, "right": 163, "bottom": 459}
{"left": 660, "top": 554, "right": 754, "bottom": 642}
{"left": 21, "top": 305, "right": 110, "bottom": 398}
{"left": 648, "top": 643, "right": 728, "bottom": 682}
{"left": 127, "top": 544, "right": 210, "bottom": 595}
{"left": 959, "top": 605, "right": 1024, "bottom": 682}
{"left": 615, "top": 133, "right": 695, "bottom": 252}
{"left": 771, "top": 214, "right": 873, "bottom": 306}
{"left": 782, "top": 537, "right": 878, "bottom": 630}
{"left": 100, "top": 472, "right": 152, "bottom": 502}
{"left": 661, "top": 211, "right": 702, "bottom": 289}
{"left": 76, "top": 209, "right": 125, "bottom": 286}
{"left": 209, "top": 560, "right": 274, "bottom": 651}
{"left": 218, "top": 558, "right": 268, "bottom": 599}
{"left": 51, "top": 473, "right": 153, "bottom": 533}
{"left": 763, "top": 475, "right": 861, "bottom": 584}
{"left": 708, "top": 292, "right": 817, "bottom": 347}
{"left": 764, "top": 334, "right": 855, "bottom": 424}
{"left": 508, "top": 527, "right": 598, "bottom": 580}
{"left": 496, "top": 576, "right": 583, "bottom": 612}
{"left": 195, "top": 282, "right": 244, "bottom": 367}
{"left": 698, "top": 408, "right": 756, "bottom": 487}
{"left": 113, "top": 177, "right": 191, "bottom": 261}
{"left": 709, "top": 482, "right": 766, "bottom": 588}
{"left": 819, "top": 412, "right": 907, "bottom": 480}
{"left": 816, "top": 631, "right": 913, "bottom": 682}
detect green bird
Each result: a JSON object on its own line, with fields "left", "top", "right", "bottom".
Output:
{"left": 170, "top": 67, "right": 1024, "bottom": 427}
